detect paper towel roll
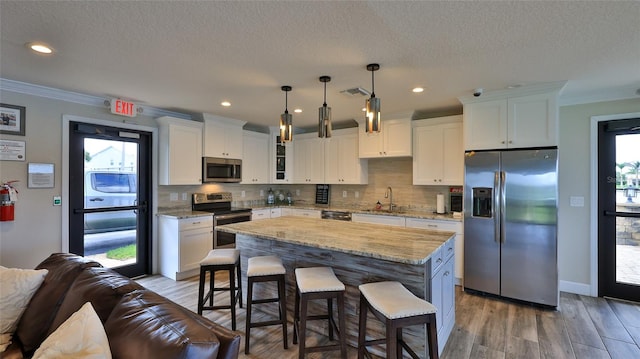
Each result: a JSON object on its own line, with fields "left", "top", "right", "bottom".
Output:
{"left": 436, "top": 193, "right": 445, "bottom": 214}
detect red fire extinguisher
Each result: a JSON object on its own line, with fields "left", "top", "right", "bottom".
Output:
{"left": 1, "top": 180, "right": 18, "bottom": 222}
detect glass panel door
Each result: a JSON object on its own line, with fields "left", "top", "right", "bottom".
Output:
{"left": 69, "top": 122, "right": 151, "bottom": 277}
{"left": 598, "top": 118, "right": 640, "bottom": 301}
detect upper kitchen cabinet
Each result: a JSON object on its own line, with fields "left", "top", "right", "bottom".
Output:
{"left": 293, "top": 133, "right": 325, "bottom": 183}
{"left": 324, "top": 128, "right": 368, "bottom": 184}
{"left": 270, "top": 127, "right": 294, "bottom": 183}
{"left": 156, "top": 116, "right": 203, "bottom": 185}
{"left": 358, "top": 114, "right": 412, "bottom": 158}
{"left": 459, "top": 82, "right": 566, "bottom": 150}
{"left": 202, "top": 113, "right": 246, "bottom": 158}
{"left": 242, "top": 130, "right": 270, "bottom": 184}
{"left": 413, "top": 116, "right": 463, "bottom": 186}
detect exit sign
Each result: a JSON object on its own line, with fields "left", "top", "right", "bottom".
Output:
{"left": 110, "top": 98, "right": 137, "bottom": 117}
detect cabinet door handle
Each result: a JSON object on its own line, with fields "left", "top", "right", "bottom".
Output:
{"left": 444, "top": 271, "right": 450, "bottom": 276}
{"left": 501, "top": 141, "right": 505, "bottom": 144}
{"left": 436, "top": 258, "right": 442, "bottom": 263}
{"left": 508, "top": 140, "right": 513, "bottom": 144}
{"left": 427, "top": 224, "right": 438, "bottom": 228}
{"left": 448, "top": 247, "right": 453, "bottom": 252}
{"left": 191, "top": 221, "right": 201, "bottom": 225}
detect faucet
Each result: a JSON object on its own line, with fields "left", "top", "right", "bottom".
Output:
{"left": 384, "top": 186, "right": 395, "bottom": 211}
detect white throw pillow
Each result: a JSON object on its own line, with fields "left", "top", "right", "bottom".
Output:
{"left": 32, "top": 302, "right": 112, "bottom": 359}
{"left": 0, "top": 265, "right": 48, "bottom": 337}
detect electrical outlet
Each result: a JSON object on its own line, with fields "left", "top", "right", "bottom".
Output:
{"left": 170, "top": 193, "right": 178, "bottom": 201}
{"left": 260, "top": 190, "right": 264, "bottom": 197}
{"left": 342, "top": 190, "right": 347, "bottom": 198}
{"left": 241, "top": 190, "right": 246, "bottom": 198}
{"left": 181, "top": 193, "right": 188, "bottom": 201}
{"left": 355, "top": 191, "right": 359, "bottom": 198}
{"left": 569, "top": 196, "right": 584, "bottom": 207}
{"left": 296, "top": 189, "right": 300, "bottom": 196}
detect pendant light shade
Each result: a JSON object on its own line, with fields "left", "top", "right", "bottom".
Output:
{"left": 318, "top": 76, "right": 332, "bottom": 138}
{"left": 280, "top": 85, "right": 293, "bottom": 142}
{"left": 365, "top": 63, "right": 381, "bottom": 133}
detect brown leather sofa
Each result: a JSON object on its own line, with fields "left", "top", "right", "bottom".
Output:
{"left": 3, "top": 253, "right": 241, "bottom": 359}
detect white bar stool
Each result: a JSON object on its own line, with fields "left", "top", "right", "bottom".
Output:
{"left": 357, "top": 281, "right": 438, "bottom": 359}
{"left": 197, "top": 249, "right": 242, "bottom": 330}
{"left": 293, "top": 266, "right": 347, "bottom": 359}
{"left": 245, "top": 255, "right": 288, "bottom": 354}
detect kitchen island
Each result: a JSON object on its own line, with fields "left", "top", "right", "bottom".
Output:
{"left": 217, "top": 216, "right": 456, "bottom": 357}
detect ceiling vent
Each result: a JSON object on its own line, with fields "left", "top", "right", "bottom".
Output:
{"left": 340, "top": 87, "right": 370, "bottom": 97}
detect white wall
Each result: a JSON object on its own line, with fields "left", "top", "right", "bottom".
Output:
{"left": 557, "top": 98, "right": 640, "bottom": 293}
{"left": 0, "top": 90, "right": 159, "bottom": 269}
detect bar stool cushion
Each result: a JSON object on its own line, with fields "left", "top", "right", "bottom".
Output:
{"left": 359, "top": 281, "right": 437, "bottom": 319}
{"left": 295, "top": 267, "right": 345, "bottom": 293}
{"left": 247, "top": 256, "right": 286, "bottom": 277}
{"left": 199, "top": 249, "right": 240, "bottom": 266}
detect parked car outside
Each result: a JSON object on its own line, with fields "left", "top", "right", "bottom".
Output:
{"left": 84, "top": 171, "right": 137, "bottom": 233}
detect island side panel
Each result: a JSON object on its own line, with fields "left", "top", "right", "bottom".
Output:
{"left": 236, "top": 233, "right": 432, "bottom": 357}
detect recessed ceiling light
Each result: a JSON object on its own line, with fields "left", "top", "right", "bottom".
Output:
{"left": 221, "top": 101, "right": 231, "bottom": 107}
{"left": 412, "top": 87, "right": 424, "bottom": 93}
{"left": 294, "top": 108, "right": 302, "bottom": 113}
{"left": 26, "top": 42, "right": 54, "bottom": 54}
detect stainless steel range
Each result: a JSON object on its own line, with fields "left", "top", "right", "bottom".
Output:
{"left": 192, "top": 192, "right": 252, "bottom": 249}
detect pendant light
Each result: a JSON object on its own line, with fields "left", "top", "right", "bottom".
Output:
{"left": 279, "top": 85, "right": 293, "bottom": 142}
{"left": 365, "top": 63, "right": 381, "bottom": 133}
{"left": 318, "top": 76, "right": 332, "bottom": 138}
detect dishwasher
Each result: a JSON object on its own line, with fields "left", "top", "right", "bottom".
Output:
{"left": 320, "top": 210, "right": 352, "bottom": 221}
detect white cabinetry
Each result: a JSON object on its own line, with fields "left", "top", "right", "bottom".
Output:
{"left": 351, "top": 213, "right": 406, "bottom": 227}
{"left": 270, "top": 208, "right": 282, "bottom": 218}
{"left": 460, "top": 83, "right": 565, "bottom": 150}
{"left": 429, "top": 237, "right": 455, "bottom": 355}
{"left": 288, "top": 208, "right": 321, "bottom": 218}
{"left": 242, "top": 131, "right": 270, "bottom": 184}
{"left": 156, "top": 116, "right": 203, "bottom": 185}
{"left": 158, "top": 215, "right": 213, "bottom": 280}
{"left": 202, "top": 114, "right": 246, "bottom": 158}
{"left": 413, "top": 116, "right": 463, "bottom": 186}
{"left": 252, "top": 208, "right": 271, "bottom": 221}
{"left": 293, "top": 134, "right": 325, "bottom": 183}
{"left": 324, "top": 128, "right": 368, "bottom": 184}
{"left": 358, "top": 115, "right": 412, "bottom": 158}
{"left": 270, "top": 128, "right": 294, "bottom": 184}
{"left": 405, "top": 218, "right": 464, "bottom": 281}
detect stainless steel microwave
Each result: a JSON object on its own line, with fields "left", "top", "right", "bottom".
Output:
{"left": 202, "top": 157, "right": 242, "bottom": 183}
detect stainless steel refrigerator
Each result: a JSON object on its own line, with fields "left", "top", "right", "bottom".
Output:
{"left": 463, "top": 148, "right": 558, "bottom": 307}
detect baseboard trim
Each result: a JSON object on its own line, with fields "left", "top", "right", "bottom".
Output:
{"left": 559, "top": 280, "right": 592, "bottom": 296}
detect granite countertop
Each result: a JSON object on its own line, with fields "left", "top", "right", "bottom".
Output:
{"left": 251, "top": 204, "right": 462, "bottom": 222}
{"left": 217, "top": 216, "right": 455, "bottom": 265}
{"left": 156, "top": 210, "right": 213, "bottom": 219}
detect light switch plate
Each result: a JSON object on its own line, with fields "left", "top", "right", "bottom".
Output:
{"left": 170, "top": 193, "right": 178, "bottom": 201}
{"left": 241, "top": 190, "right": 246, "bottom": 198}
{"left": 570, "top": 196, "right": 584, "bottom": 207}
{"left": 181, "top": 193, "right": 188, "bottom": 201}
{"left": 355, "top": 191, "right": 359, "bottom": 198}
{"left": 342, "top": 190, "right": 347, "bottom": 198}
{"left": 296, "top": 189, "right": 300, "bottom": 196}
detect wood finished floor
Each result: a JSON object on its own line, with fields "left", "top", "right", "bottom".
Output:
{"left": 136, "top": 274, "right": 640, "bottom": 359}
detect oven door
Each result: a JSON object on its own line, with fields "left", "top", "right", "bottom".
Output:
{"left": 213, "top": 212, "right": 252, "bottom": 248}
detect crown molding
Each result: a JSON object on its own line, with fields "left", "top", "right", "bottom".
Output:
{"left": 457, "top": 81, "right": 568, "bottom": 105}
{"left": 558, "top": 85, "right": 640, "bottom": 107}
{"left": 0, "top": 78, "right": 191, "bottom": 120}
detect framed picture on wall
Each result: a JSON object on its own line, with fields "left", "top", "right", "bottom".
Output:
{"left": 0, "top": 103, "right": 26, "bottom": 136}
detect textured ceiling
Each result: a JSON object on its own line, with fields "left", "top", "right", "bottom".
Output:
{"left": 1, "top": 1, "right": 638, "bottom": 129}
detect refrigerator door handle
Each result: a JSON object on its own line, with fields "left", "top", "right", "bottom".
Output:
{"left": 500, "top": 171, "right": 506, "bottom": 243}
{"left": 494, "top": 171, "right": 501, "bottom": 243}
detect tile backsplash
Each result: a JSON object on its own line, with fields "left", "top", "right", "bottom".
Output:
{"left": 158, "top": 158, "right": 457, "bottom": 213}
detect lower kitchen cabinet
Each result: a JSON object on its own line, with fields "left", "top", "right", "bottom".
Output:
{"left": 406, "top": 217, "right": 464, "bottom": 282}
{"left": 158, "top": 215, "right": 213, "bottom": 280}
{"left": 251, "top": 208, "right": 271, "bottom": 221}
{"left": 430, "top": 237, "right": 455, "bottom": 354}
{"left": 287, "top": 208, "right": 321, "bottom": 218}
{"left": 351, "top": 213, "right": 406, "bottom": 227}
